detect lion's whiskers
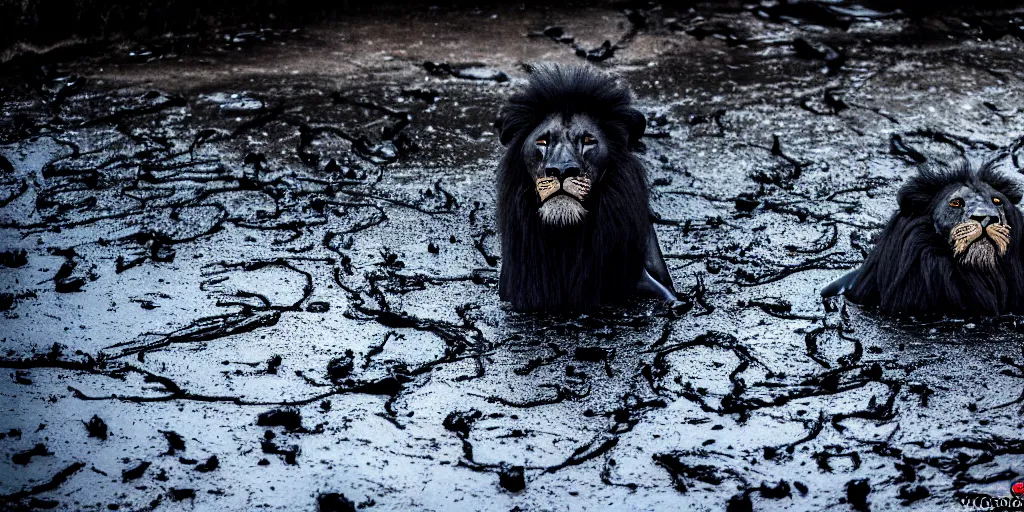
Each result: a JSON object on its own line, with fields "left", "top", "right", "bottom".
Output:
{"left": 950, "top": 220, "right": 1011, "bottom": 268}
{"left": 950, "top": 221, "right": 983, "bottom": 256}
{"left": 986, "top": 223, "right": 1011, "bottom": 256}
{"left": 535, "top": 177, "right": 560, "bottom": 203}
{"left": 562, "top": 176, "right": 591, "bottom": 201}
{"left": 535, "top": 176, "right": 591, "bottom": 204}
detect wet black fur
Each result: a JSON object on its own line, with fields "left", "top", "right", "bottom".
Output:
{"left": 496, "top": 65, "right": 652, "bottom": 311}
{"left": 831, "top": 160, "right": 1024, "bottom": 316}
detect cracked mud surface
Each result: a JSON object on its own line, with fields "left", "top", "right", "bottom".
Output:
{"left": 2, "top": 3, "right": 1024, "bottom": 511}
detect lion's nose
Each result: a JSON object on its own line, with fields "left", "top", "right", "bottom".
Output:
{"left": 971, "top": 214, "right": 998, "bottom": 227}
{"left": 545, "top": 166, "right": 581, "bottom": 180}
{"left": 559, "top": 166, "right": 580, "bottom": 179}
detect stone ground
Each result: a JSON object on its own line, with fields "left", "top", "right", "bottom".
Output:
{"left": 2, "top": 3, "right": 1024, "bottom": 511}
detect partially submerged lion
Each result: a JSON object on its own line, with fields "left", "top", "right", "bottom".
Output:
{"left": 823, "top": 160, "right": 1024, "bottom": 317}
{"left": 495, "top": 64, "right": 676, "bottom": 311}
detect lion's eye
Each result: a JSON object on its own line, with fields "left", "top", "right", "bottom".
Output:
{"left": 536, "top": 138, "right": 548, "bottom": 146}
{"left": 949, "top": 198, "right": 964, "bottom": 208}
{"left": 582, "top": 136, "right": 597, "bottom": 146}
{"left": 993, "top": 197, "right": 1003, "bottom": 205}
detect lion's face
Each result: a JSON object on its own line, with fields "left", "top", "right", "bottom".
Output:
{"left": 521, "top": 113, "right": 608, "bottom": 227}
{"left": 934, "top": 182, "right": 1012, "bottom": 270}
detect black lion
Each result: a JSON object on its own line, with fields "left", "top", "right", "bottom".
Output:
{"left": 495, "top": 64, "right": 676, "bottom": 311}
{"left": 822, "top": 159, "right": 1024, "bottom": 316}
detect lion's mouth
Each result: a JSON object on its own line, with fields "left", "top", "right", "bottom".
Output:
{"left": 536, "top": 176, "right": 591, "bottom": 203}
{"left": 535, "top": 176, "right": 591, "bottom": 227}
{"left": 950, "top": 221, "right": 1011, "bottom": 269}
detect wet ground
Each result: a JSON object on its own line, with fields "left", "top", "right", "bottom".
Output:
{"left": 3, "top": 3, "right": 1024, "bottom": 511}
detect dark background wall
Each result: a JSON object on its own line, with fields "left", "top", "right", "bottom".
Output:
{"left": 2, "top": 0, "right": 352, "bottom": 50}
{"left": 2, "top": 0, "right": 1020, "bottom": 58}
{"left": 0, "top": 0, "right": 649, "bottom": 51}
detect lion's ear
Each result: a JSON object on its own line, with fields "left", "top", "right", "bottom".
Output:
{"left": 498, "top": 119, "right": 515, "bottom": 146}
{"left": 623, "top": 108, "right": 646, "bottom": 145}
{"left": 1004, "top": 185, "right": 1024, "bottom": 204}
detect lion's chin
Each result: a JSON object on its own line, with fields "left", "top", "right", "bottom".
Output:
{"left": 538, "top": 195, "right": 587, "bottom": 227}
{"left": 960, "top": 239, "right": 998, "bottom": 271}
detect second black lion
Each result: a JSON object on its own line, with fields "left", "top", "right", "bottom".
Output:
{"left": 823, "top": 159, "right": 1024, "bottom": 317}
{"left": 496, "top": 64, "right": 676, "bottom": 311}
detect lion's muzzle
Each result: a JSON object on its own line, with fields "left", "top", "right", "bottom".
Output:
{"left": 950, "top": 220, "right": 1011, "bottom": 269}
{"left": 535, "top": 176, "right": 591, "bottom": 226}
{"left": 535, "top": 176, "right": 591, "bottom": 203}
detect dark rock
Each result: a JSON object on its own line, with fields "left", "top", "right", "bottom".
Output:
{"left": 327, "top": 350, "right": 355, "bottom": 382}
{"left": 266, "top": 354, "right": 282, "bottom": 374}
{"left": 847, "top": 479, "right": 871, "bottom": 511}
{"left": 55, "top": 276, "right": 86, "bottom": 293}
{"left": 160, "top": 430, "right": 186, "bottom": 454}
{"left": 261, "top": 432, "right": 300, "bottom": 465}
{"left": 574, "top": 347, "right": 611, "bottom": 362}
{"left": 0, "top": 154, "right": 13, "bottom": 174}
{"left": 121, "top": 461, "right": 151, "bottom": 482}
{"left": 498, "top": 463, "right": 526, "bottom": 492}
{"left": 576, "top": 40, "right": 618, "bottom": 61}
{"left": 28, "top": 498, "right": 59, "bottom": 509}
{"left": 735, "top": 194, "right": 760, "bottom": 213}
{"left": 84, "top": 415, "right": 108, "bottom": 440}
{"left": 256, "top": 408, "right": 304, "bottom": 431}
{"left": 323, "top": 159, "right": 342, "bottom": 173}
{"left": 760, "top": 480, "right": 791, "bottom": 499}
{"left": 13, "top": 443, "right": 53, "bottom": 465}
{"left": 401, "top": 88, "right": 440, "bottom": 104}
{"left": 897, "top": 485, "right": 929, "bottom": 503}
{"left": 792, "top": 38, "right": 845, "bottom": 74}
{"left": 653, "top": 453, "right": 727, "bottom": 492}
{"left": 794, "top": 481, "right": 809, "bottom": 495}
{"left": 442, "top": 409, "right": 482, "bottom": 438}
{"left": 351, "top": 375, "right": 409, "bottom": 395}
{"left": 243, "top": 152, "right": 267, "bottom": 168}
{"left": 168, "top": 489, "right": 195, "bottom": 502}
{"left": 307, "top": 301, "right": 330, "bottom": 313}
{"left": 532, "top": 26, "right": 574, "bottom": 43}
{"left": 317, "top": 492, "right": 356, "bottom": 512}
{"left": 0, "top": 249, "right": 27, "bottom": 267}
{"left": 726, "top": 493, "right": 753, "bottom": 512}
{"left": 195, "top": 455, "right": 219, "bottom": 472}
